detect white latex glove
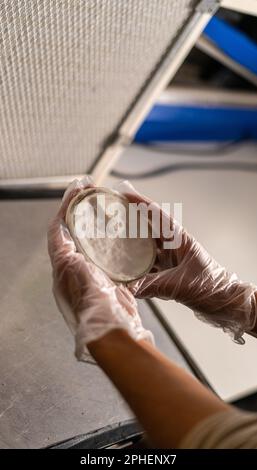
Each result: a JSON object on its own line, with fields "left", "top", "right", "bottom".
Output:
{"left": 118, "top": 181, "right": 257, "bottom": 344}
{"left": 47, "top": 177, "right": 154, "bottom": 362}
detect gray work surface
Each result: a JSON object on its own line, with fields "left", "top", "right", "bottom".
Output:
{"left": 0, "top": 199, "right": 191, "bottom": 448}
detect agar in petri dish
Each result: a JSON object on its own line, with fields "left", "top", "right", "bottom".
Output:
{"left": 66, "top": 187, "right": 156, "bottom": 282}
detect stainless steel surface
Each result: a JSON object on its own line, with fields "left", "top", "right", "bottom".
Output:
{"left": 0, "top": 198, "right": 191, "bottom": 448}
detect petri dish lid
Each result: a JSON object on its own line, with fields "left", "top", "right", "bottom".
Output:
{"left": 66, "top": 187, "right": 156, "bottom": 282}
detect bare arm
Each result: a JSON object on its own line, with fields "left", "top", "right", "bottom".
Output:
{"left": 88, "top": 329, "right": 230, "bottom": 448}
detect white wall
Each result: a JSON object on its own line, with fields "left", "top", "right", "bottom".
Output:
{"left": 105, "top": 143, "right": 257, "bottom": 401}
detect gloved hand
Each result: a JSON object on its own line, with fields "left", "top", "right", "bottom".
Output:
{"left": 47, "top": 177, "right": 154, "bottom": 362}
{"left": 118, "top": 181, "right": 257, "bottom": 344}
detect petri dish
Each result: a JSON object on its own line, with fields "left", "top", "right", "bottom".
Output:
{"left": 65, "top": 187, "right": 156, "bottom": 282}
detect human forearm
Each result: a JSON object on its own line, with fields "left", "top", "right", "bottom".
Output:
{"left": 88, "top": 329, "right": 230, "bottom": 448}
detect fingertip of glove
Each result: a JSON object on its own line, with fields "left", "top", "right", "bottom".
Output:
{"left": 114, "top": 180, "right": 152, "bottom": 206}
{"left": 62, "top": 175, "right": 95, "bottom": 201}
{"left": 80, "top": 174, "right": 95, "bottom": 187}
{"left": 114, "top": 180, "right": 137, "bottom": 195}
{"left": 62, "top": 178, "right": 81, "bottom": 202}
